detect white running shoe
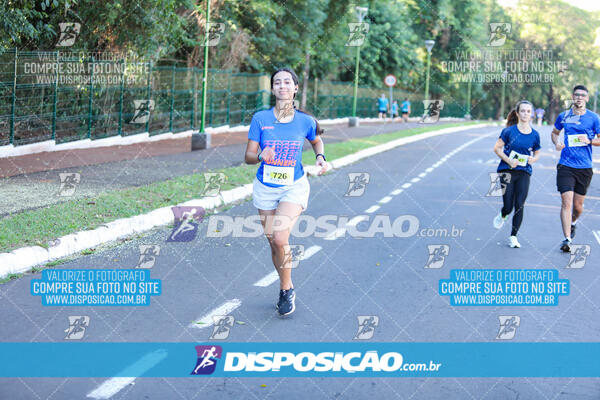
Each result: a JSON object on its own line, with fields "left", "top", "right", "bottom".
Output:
{"left": 509, "top": 236, "right": 521, "bottom": 248}
{"left": 493, "top": 212, "right": 507, "bottom": 229}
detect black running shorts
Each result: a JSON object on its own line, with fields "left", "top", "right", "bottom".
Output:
{"left": 556, "top": 164, "right": 593, "bottom": 195}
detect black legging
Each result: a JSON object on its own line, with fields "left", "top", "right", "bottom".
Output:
{"left": 500, "top": 170, "right": 531, "bottom": 236}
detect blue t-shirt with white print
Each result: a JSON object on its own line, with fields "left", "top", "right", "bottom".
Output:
{"left": 248, "top": 108, "right": 317, "bottom": 188}
{"left": 554, "top": 109, "right": 600, "bottom": 169}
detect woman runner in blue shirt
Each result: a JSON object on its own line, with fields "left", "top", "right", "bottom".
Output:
{"left": 492, "top": 100, "right": 541, "bottom": 248}
{"left": 245, "top": 68, "right": 328, "bottom": 316}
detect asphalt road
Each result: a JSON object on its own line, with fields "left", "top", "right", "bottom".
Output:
{"left": 0, "top": 120, "right": 436, "bottom": 217}
{"left": 2, "top": 124, "right": 600, "bottom": 399}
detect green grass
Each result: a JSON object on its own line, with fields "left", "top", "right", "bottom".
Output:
{"left": 0, "top": 121, "right": 481, "bottom": 254}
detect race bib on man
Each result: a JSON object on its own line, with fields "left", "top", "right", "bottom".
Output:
{"left": 567, "top": 134, "right": 588, "bottom": 147}
{"left": 508, "top": 150, "right": 529, "bottom": 167}
{"left": 263, "top": 165, "right": 294, "bottom": 185}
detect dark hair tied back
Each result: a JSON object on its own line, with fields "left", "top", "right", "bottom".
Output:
{"left": 506, "top": 100, "right": 534, "bottom": 127}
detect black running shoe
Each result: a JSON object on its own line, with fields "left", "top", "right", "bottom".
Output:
{"left": 277, "top": 288, "right": 296, "bottom": 316}
{"left": 560, "top": 239, "right": 571, "bottom": 253}
{"left": 571, "top": 224, "right": 576, "bottom": 239}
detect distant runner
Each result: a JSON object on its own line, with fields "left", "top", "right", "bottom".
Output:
{"left": 377, "top": 94, "right": 389, "bottom": 119}
{"left": 401, "top": 98, "right": 411, "bottom": 122}
{"left": 391, "top": 100, "right": 399, "bottom": 121}
{"left": 535, "top": 107, "right": 545, "bottom": 126}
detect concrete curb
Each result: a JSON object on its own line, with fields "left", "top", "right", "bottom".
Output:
{"left": 0, "top": 123, "right": 493, "bottom": 279}
{"left": 0, "top": 117, "right": 466, "bottom": 158}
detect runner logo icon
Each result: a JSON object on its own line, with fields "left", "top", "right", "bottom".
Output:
{"left": 168, "top": 206, "right": 205, "bottom": 242}
{"left": 210, "top": 316, "right": 235, "bottom": 340}
{"left": 496, "top": 315, "right": 520, "bottom": 340}
{"left": 202, "top": 173, "right": 227, "bottom": 197}
{"left": 486, "top": 172, "right": 511, "bottom": 197}
{"left": 345, "top": 172, "right": 370, "bottom": 197}
{"left": 424, "top": 245, "right": 449, "bottom": 269}
{"left": 56, "top": 23, "right": 81, "bottom": 47}
{"left": 59, "top": 172, "right": 81, "bottom": 196}
{"left": 64, "top": 316, "right": 89, "bottom": 340}
{"left": 191, "top": 345, "right": 223, "bottom": 375}
{"left": 131, "top": 100, "right": 155, "bottom": 124}
{"left": 137, "top": 245, "right": 160, "bottom": 268}
{"left": 488, "top": 23, "right": 511, "bottom": 47}
{"left": 566, "top": 245, "right": 590, "bottom": 269}
{"left": 354, "top": 315, "right": 379, "bottom": 340}
{"left": 345, "top": 23, "right": 370, "bottom": 47}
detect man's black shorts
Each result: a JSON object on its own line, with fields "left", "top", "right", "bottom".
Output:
{"left": 556, "top": 164, "right": 593, "bottom": 195}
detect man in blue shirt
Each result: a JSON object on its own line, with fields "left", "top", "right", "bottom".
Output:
{"left": 551, "top": 85, "right": 600, "bottom": 252}
{"left": 401, "top": 98, "right": 411, "bottom": 122}
{"left": 377, "top": 94, "right": 389, "bottom": 119}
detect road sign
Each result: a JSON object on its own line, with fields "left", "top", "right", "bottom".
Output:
{"left": 384, "top": 74, "right": 397, "bottom": 87}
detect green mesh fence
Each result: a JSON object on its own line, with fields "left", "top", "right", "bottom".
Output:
{"left": 0, "top": 49, "right": 472, "bottom": 147}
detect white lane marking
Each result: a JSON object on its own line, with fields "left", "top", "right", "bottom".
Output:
{"left": 303, "top": 245, "right": 322, "bottom": 259}
{"left": 253, "top": 271, "right": 280, "bottom": 287}
{"left": 87, "top": 350, "right": 168, "bottom": 399}
{"left": 324, "top": 228, "right": 346, "bottom": 241}
{"left": 390, "top": 189, "right": 403, "bottom": 195}
{"left": 253, "top": 246, "right": 322, "bottom": 287}
{"left": 425, "top": 167, "right": 434, "bottom": 173}
{"left": 189, "top": 299, "right": 242, "bottom": 329}
{"left": 593, "top": 231, "right": 600, "bottom": 245}
{"left": 365, "top": 205, "right": 380, "bottom": 213}
{"left": 322, "top": 132, "right": 492, "bottom": 242}
{"left": 347, "top": 215, "right": 368, "bottom": 226}
{"left": 418, "top": 172, "right": 427, "bottom": 178}
{"left": 324, "top": 216, "right": 367, "bottom": 241}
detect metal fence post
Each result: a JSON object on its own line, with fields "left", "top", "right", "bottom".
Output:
{"left": 9, "top": 48, "right": 18, "bottom": 145}
{"left": 118, "top": 58, "right": 125, "bottom": 135}
{"left": 208, "top": 75, "right": 213, "bottom": 126}
{"left": 191, "top": 67, "right": 196, "bottom": 129}
{"left": 87, "top": 56, "right": 94, "bottom": 139}
{"left": 51, "top": 50, "right": 59, "bottom": 140}
{"left": 226, "top": 70, "right": 232, "bottom": 125}
{"left": 169, "top": 64, "right": 175, "bottom": 132}
{"left": 146, "top": 61, "right": 152, "bottom": 134}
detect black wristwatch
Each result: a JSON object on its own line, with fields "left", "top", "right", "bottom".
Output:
{"left": 316, "top": 153, "right": 326, "bottom": 161}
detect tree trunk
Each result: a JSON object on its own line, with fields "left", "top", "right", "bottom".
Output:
{"left": 301, "top": 46, "right": 310, "bottom": 109}
{"left": 547, "top": 83, "right": 554, "bottom": 123}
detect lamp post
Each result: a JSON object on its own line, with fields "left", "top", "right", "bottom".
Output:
{"left": 351, "top": 6, "right": 368, "bottom": 124}
{"left": 191, "top": 0, "right": 211, "bottom": 150}
{"left": 500, "top": 69, "right": 507, "bottom": 121}
{"left": 424, "top": 40, "right": 435, "bottom": 101}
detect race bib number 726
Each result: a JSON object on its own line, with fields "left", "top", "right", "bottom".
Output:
{"left": 263, "top": 165, "right": 294, "bottom": 185}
